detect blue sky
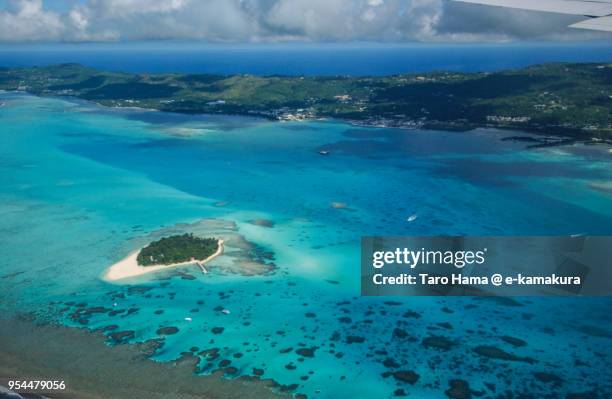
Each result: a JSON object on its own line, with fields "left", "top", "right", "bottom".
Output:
{"left": 0, "top": 0, "right": 610, "bottom": 43}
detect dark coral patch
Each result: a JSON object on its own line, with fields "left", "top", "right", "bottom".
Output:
{"left": 108, "top": 330, "right": 135, "bottom": 344}
{"left": 156, "top": 326, "right": 179, "bottom": 335}
{"left": 473, "top": 345, "right": 535, "bottom": 364}
{"left": 296, "top": 347, "right": 317, "bottom": 358}
{"left": 248, "top": 219, "right": 275, "bottom": 228}
{"left": 422, "top": 335, "right": 455, "bottom": 351}
{"left": 445, "top": 379, "right": 472, "bottom": 399}
{"left": 533, "top": 372, "right": 564, "bottom": 387}
{"left": 501, "top": 335, "right": 527, "bottom": 347}
{"left": 346, "top": 335, "right": 365, "bottom": 344}
{"left": 383, "top": 358, "right": 400, "bottom": 368}
{"left": 139, "top": 338, "right": 165, "bottom": 357}
{"left": 393, "top": 370, "right": 420, "bottom": 385}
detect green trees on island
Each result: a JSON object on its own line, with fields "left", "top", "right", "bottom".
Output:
{"left": 136, "top": 234, "right": 218, "bottom": 266}
{"left": 2, "top": 62, "right": 611, "bottom": 136}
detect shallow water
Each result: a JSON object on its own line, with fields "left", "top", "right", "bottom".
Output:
{"left": 1, "top": 92, "right": 611, "bottom": 398}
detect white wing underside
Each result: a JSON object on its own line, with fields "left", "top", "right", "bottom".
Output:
{"left": 452, "top": 0, "right": 612, "bottom": 31}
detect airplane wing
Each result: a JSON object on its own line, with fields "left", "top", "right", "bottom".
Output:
{"left": 452, "top": 0, "right": 612, "bottom": 32}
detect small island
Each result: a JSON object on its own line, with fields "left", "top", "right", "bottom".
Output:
{"left": 104, "top": 234, "right": 224, "bottom": 281}
{"left": 137, "top": 233, "right": 219, "bottom": 266}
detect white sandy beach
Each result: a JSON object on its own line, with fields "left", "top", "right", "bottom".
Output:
{"left": 103, "top": 239, "right": 224, "bottom": 281}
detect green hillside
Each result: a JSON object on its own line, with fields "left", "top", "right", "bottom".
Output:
{"left": 1, "top": 62, "right": 610, "bottom": 137}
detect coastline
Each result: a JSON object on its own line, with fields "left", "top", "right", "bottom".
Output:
{"left": 0, "top": 315, "right": 288, "bottom": 399}
{"left": 3, "top": 89, "right": 611, "bottom": 143}
{"left": 103, "top": 239, "right": 224, "bottom": 282}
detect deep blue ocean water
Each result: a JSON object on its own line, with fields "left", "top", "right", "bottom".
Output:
{"left": 0, "top": 91, "right": 611, "bottom": 398}
{"left": 2, "top": 42, "right": 612, "bottom": 75}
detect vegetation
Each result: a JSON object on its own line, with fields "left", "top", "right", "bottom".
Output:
{"left": 0, "top": 62, "right": 611, "bottom": 136}
{"left": 136, "top": 234, "right": 219, "bottom": 266}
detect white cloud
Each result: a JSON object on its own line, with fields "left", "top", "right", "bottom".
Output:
{"left": 0, "top": 0, "right": 64, "bottom": 41}
{"left": 0, "top": 0, "right": 608, "bottom": 43}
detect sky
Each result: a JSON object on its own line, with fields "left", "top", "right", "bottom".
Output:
{"left": 0, "top": 0, "right": 610, "bottom": 43}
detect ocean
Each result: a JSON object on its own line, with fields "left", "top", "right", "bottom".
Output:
{"left": 1, "top": 89, "right": 611, "bottom": 398}
{"left": 2, "top": 42, "right": 612, "bottom": 75}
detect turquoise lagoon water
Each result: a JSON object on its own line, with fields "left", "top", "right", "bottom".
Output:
{"left": 1, "top": 92, "right": 612, "bottom": 397}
